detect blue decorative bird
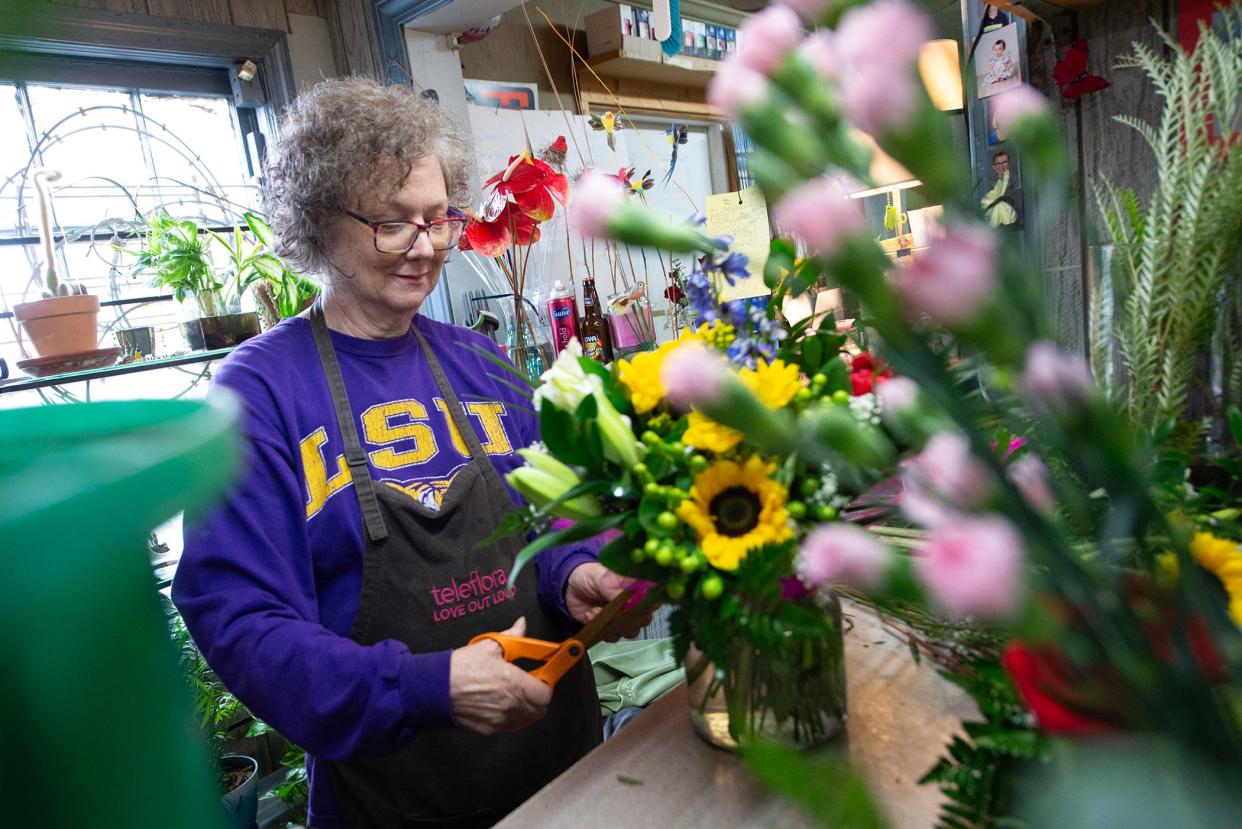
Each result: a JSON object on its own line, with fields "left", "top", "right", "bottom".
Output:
{"left": 662, "top": 124, "right": 688, "bottom": 185}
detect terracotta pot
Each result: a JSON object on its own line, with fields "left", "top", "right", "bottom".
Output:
{"left": 13, "top": 294, "right": 100, "bottom": 358}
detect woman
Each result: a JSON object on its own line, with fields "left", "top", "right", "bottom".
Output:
{"left": 173, "top": 78, "right": 641, "bottom": 829}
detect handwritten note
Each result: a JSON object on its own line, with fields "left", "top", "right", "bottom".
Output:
{"left": 705, "top": 186, "right": 771, "bottom": 301}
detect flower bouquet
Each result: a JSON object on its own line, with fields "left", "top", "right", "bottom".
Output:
{"left": 506, "top": 0, "right": 1242, "bottom": 823}
{"left": 503, "top": 190, "right": 918, "bottom": 747}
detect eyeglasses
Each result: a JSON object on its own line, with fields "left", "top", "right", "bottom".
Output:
{"left": 344, "top": 207, "right": 466, "bottom": 253}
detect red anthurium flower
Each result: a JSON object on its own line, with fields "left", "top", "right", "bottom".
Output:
{"left": 1002, "top": 643, "right": 1113, "bottom": 736}
{"left": 484, "top": 152, "right": 568, "bottom": 222}
{"left": 461, "top": 214, "right": 509, "bottom": 256}
{"left": 461, "top": 204, "right": 540, "bottom": 257}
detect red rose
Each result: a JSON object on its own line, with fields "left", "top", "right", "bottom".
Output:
{"left": 665, "top": 284, "right": 685, "bottom": 304}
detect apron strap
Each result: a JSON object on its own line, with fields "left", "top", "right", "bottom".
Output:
{"left": 308, "top": 304, "right": 389, "bottom": 544}
{"left": 411, "top": 324, "right": 496, "bottom": 467}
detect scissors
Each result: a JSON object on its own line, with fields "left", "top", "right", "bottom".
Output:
{"left": 469, "top": 587, "right": 640, "bottom": 690}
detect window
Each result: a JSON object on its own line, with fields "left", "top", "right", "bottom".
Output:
{"left": 0, "top": 71, "right": 262, "bottom": 406}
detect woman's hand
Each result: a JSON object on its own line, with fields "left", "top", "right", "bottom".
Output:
{"left": 449, "top": 616, "right": 552, "bottom": 735}
{"left": 565, "top": 563, "right": 653, "bottom": 640}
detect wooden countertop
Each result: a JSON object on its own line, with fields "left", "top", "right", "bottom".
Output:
{"left": 497, "top": 604, "right": 978, "bottom": 828}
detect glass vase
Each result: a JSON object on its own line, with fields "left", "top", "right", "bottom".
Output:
{"left": 685, "top": 591, "right": 847, "bottom": 751}
{"left": 506, "top": 301, "right": 545, "bottom": 385}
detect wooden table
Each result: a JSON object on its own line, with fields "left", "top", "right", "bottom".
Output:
{"left": 497, "top": 604, "right": 979, "bottom": 828}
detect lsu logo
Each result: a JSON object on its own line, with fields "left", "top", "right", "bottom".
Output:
{"left": 301, "top": 397, "right": 512, "bottom": 518}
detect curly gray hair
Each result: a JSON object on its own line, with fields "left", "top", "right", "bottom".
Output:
{"left": 263, "top": 77, "right": 472, "bottom": 278}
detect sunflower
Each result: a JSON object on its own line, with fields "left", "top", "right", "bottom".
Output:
{"left": 682, "top": 359, "right": 802, "bottom": 454}
{"left": 676, "top": 455, "right": 793, "bottom": 571}
{"left": 1190, "top": 532, "right": 1242, "bottom": 626}
{"left": 1158, "top": 532, "right": 1242, "bottom": 626}
{"left": 617, "top": 328, "right": 704, "bottom": 414}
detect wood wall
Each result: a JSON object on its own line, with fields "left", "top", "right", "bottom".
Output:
{"left": 1025, "top": 0, "right": 1175, "bottom": 354}
{"left": 458, "top": 0, "right": 614, "bottom": 112}
{"left": 42, "top": 0, "right": 329, "bottom": 32}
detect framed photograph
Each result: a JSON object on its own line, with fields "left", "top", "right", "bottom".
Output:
{"left": 979, "top": 3, "right": 1012, "bottom": 34}
{"left": 981, "top": 148, "right": 1021, "bottom": 229}
{"left": 985, "top": 88, "right": 1027, "bottom": 144}
{"left": 975, "top": 23, "right": 1022, "bottom": 99}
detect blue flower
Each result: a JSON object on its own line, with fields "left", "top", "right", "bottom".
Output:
{"left": 719, "top": 252, "right": 750, "bottom": 284}
{"left": 686, "top": 265, "right": 719, "bottom": 324}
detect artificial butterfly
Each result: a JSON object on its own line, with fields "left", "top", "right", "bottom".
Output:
{"left": 1053, "top": 39, "right": 1110, "bottom": 99}
{"left": 588, "top": 111, "right": 621, "bottom": 152}
{"left": 662, "top": 124, "right": 689, "bottom": 185}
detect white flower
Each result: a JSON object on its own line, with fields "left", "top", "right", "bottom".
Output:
{"left": 532, "top": 338, "right": 604, "bottom": 413}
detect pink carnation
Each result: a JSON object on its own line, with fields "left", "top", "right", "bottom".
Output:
{"left": 1020, "top": 340, "right": 1095, "bottom": 412}
{"left": 896, "top": 221, "right": 998, "bottom": 327}
{"left": 915, "top": 515, "right": 1025, "bottom": 619}
{"left": 735, "top": 4, "right": 804, "bottom": 75}
{"left": 1007, "top": 453, "right": 1055, "bottom": 512}
{"left": 992, "top": 85, "right": 1048, "bottom": 134}
{"left": 876, "top": 375, "right": 918, "bottom": 416}
{"left": 797, "top": 523, "right": 891, "bottom": 591}
{"left": 661, "top": 342, "right": 728, "bottom": 410}
{"left": 707, "top": 56, "right": 771, "bottom": 118}
{"left": 901, "top": 432, "right": 992, "bottom": 527}
{"left": 797, "top": 30, "right": 839, "bottom": 79}
{"left": 568, "top": 169, "right": 626, "bottom": 239}
{"left": 839, "top": 68, "right": 918, "bottom": 136}
{"left": 836, "top": 0, "right": 931, "bottom": 75}
{"left": 772, "top": 176, "right": 865, "bottom": 256}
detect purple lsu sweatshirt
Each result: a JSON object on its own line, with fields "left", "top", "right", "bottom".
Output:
{"left": 172, "top": 314, "right": 597, "bottom": 828}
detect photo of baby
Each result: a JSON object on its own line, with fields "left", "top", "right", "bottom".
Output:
{"left": 976, "top": 24, "right": 1022, "bottom": 98}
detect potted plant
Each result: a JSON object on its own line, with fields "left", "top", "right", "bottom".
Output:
{"left": 168, "top": 605, "right": 261, "bottom": 829}
{"left": 124, "top": 210, "right": 261, "bottom": 350}
{"left": 233, "top": 212, "right": 319, "bottom": 328}
{"left": 13, "top": 169, "right": 100, "bottom": 358}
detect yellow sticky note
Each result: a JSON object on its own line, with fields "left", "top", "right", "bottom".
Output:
{"left": 705, "top": 186, "right": 771, "bottom": 302}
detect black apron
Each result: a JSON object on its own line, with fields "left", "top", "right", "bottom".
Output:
{"left": 308, "top": 307, "right": 600, "bottom": 828}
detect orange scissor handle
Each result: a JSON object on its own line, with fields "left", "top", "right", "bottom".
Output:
{"left": 468, "top": 633, "right": 587, "bottom": 690}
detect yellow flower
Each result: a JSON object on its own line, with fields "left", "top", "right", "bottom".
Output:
{"left": 698, "top": 320, "right": 736, "bottom": 350}
{"left": 681, "top": 359, "right": 801, "bottom": 454}
{"left": 683, "top": 411, "right": 743, "bottom": 453}
{"left": 740, "top": 359, "right": 802, "bottom": 408}
{"left": 676, "top": 455, "right": 793, "bottom": 571}
{"left": 1190, "top": 532, "right": 1242, "bottom": 626}
{"left": 617, "top": 328, "right": 705, "bottom": 414}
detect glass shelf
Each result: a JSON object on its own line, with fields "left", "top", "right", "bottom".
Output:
{"left": 0, "top": 347, "right": 233, "bottom": 395}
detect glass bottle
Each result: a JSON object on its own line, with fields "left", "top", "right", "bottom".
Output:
{"left": 579, "top": 276, "right": 614, "bottom": 363}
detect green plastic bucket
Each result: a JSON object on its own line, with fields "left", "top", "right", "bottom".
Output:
{"left": 0, "top": 397, "right": 242, "bottom": 829}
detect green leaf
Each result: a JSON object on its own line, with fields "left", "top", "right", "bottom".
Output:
{"left": 540, "top": 399, "right": 586, "bottom": 466}
{"left": 820, "top": 356, "right": 850, "bottom": 394}
{"left": 616, "top": 775, "right": 643, "bottom": 786}
{"left": 508, "top": 512, "right": 628, "bottom": 583}
{"left": 1229, "top": 405, "right": 1242, "bottom": 448}
{"left": 245, "top": 211, "right": 275, "bottom": 246}
{"left": 802, "top": 336, "right": 823, "bottom": 374}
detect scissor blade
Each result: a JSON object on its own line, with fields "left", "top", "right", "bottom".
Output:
{"left": 573, "top": 587, "right": 637, "bottom": 650}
